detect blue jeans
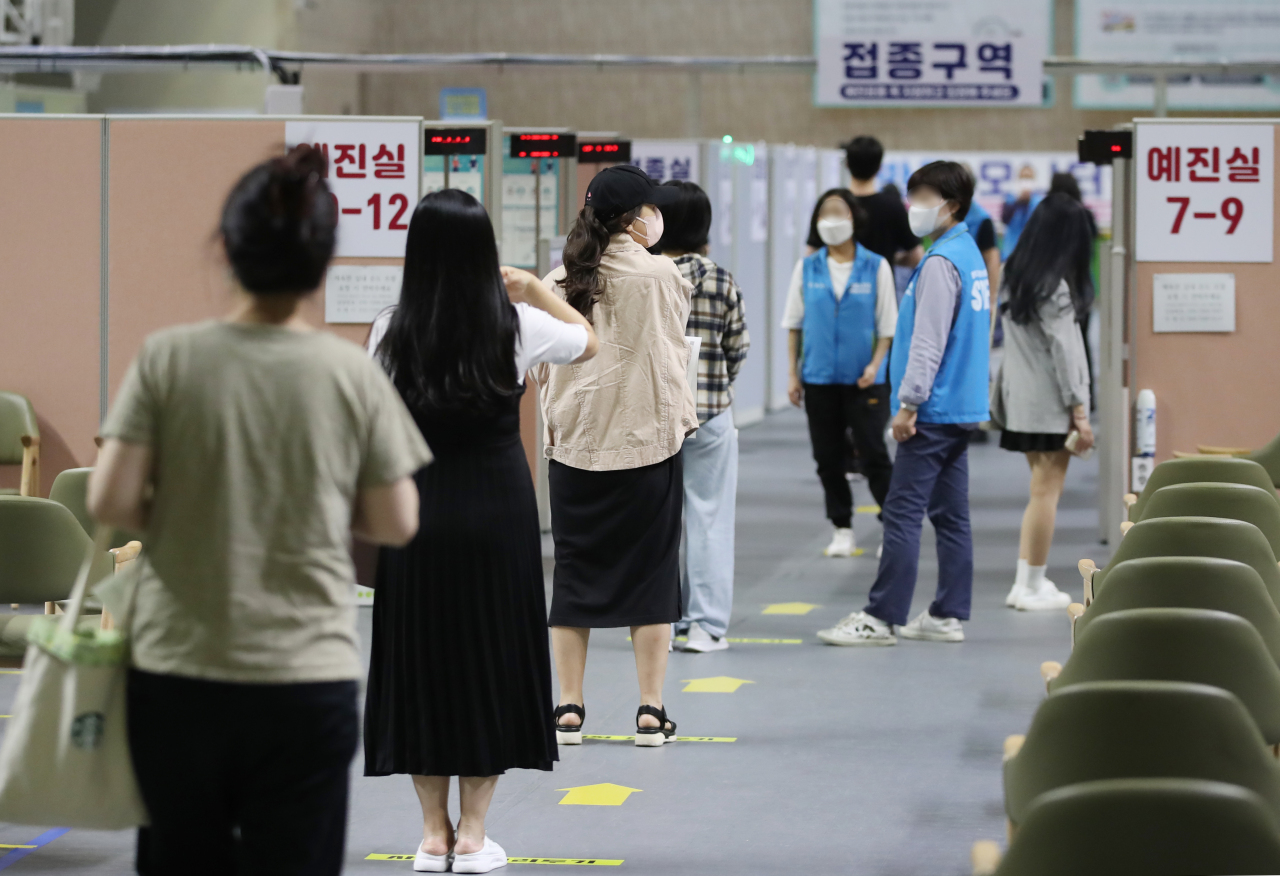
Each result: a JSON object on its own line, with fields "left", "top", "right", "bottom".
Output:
{"left": 863, "top": 422, "right": 974, "bottom": 627}
{"left": 679, "top": 409, "right": 738, "bottom": 638}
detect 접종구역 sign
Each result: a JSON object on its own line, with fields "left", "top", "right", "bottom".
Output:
{"left": 813, "top": 0, "right": 1049, "bottom": 108}
{"left": 1135, "top": 122, "right": 1274, "bottom": 263}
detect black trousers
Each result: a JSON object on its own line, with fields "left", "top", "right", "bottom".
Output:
{"left": 128, "top": 669, "right": 359, "bottom": 876}
{"left": 803, "top": 382, "right": 893, "bottom": 528}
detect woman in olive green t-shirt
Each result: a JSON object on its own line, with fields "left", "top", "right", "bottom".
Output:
{"left": 88, "top": 146, "right": 431, "bottom": 876}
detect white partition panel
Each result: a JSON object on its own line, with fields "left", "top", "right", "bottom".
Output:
{"left": 730, "top": 141, "right": 769, "bottom": 425}
{"left": 819, "top": 149, "right": 846, "bottom": 193}
{"left": 702, "top": 140, "right": 735, "bottom": 271}
{"left": 769, "top": 144, "right": 801, "bottom": 411}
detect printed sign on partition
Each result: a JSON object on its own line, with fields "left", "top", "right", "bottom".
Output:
{"left": 813, "top": 0, "right": 1050, "bottom": 108}
{"left": 630, "top": 140, "right": 700, "bottom": 184}
{"left": 1136, "top": 123, "right": 1273, "bottom": 263}
{"left": 285, "top": 120, "right": 419, "bottom": 258}
{"left": 324, "top": 264, "right": 403, "bottom": 324}
{"left": 1152, "top": 274, "right": 1236, "bottom": 334}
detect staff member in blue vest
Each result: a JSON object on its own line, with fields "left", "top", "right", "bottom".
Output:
{"left": 818, "top": 161, "right": 990, "bottom": 645}
{"left": 784, "top": 189, "right": 897, "bottom": 558}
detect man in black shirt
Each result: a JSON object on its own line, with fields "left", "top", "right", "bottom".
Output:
{"left": 845, "top": 136, "right": 923, "bottom": 278}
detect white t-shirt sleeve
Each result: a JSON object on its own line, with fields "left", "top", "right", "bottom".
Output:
{"left": 366, "top": 306, "right": 395, "bottom": 358}
{"left": 875, "top": 258, "right": 898, "bottom": 338}
{"left": 781, "top": 260, "right": 806, "bottom": 329}
{"left": 514, "top": 302, "right": 588, "bottom": 383}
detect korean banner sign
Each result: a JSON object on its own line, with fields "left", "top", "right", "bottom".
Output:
{"left": 1136, "top": 122, "right": 1274, "bottom": 263}
{"left": 813, "top": 0, "right": 1049, "bottom": 108}
{"left": 285, "top": 120, "right": 420, "bottom": 258}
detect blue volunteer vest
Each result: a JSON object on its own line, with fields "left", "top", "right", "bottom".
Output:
{"left": 890, "top": 223, "right": 991, "bottom": 424}
{"left": 963, "top": 199, "right": 991, "bottom": 242}
{"left": 800, "top": 244, "right": 886, "bottom": 385}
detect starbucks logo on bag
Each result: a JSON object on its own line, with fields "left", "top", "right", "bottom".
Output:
{"left": 70, "top": 712, "right": 106, "bottom": 749}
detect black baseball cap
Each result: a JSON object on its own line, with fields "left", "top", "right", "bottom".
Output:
{"left": 585, "top": 164, "right": 682, "bottom": 220}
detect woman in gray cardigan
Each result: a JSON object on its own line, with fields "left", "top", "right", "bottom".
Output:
{"left": 992, "top": 193, "right": 1095, "bottom": 611}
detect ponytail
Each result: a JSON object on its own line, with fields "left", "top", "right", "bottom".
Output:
{"left": 560, "top": 204, "right": 639, "bottom": 318}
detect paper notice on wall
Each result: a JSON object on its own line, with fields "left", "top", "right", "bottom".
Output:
{"left": 1152, "top": 273, "right": 1236, "bottom": 333}
{"left": 324, "top": 264, "right": 403, "bottom": 324}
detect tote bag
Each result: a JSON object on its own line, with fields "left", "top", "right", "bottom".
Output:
{"left": 0, "top": 526, "right": 148, "bottom": 829}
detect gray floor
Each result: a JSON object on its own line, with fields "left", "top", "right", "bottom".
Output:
{"left": 0, "top": 408, "right": 1111, "bottom": 875}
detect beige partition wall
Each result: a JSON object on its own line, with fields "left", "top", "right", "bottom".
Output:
{"left": 1131, "top": 120, "right": 1280, "bottom": 462}
{"left": 0, "top": 115, "right": 104, "bottom": 496}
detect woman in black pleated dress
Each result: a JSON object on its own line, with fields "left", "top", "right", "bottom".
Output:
{"left": 364, "top": 190, "right": 598, "bottom": 875}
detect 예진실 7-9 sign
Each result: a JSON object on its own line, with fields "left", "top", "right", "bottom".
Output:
{"left": 1136, "top": 122, "right": 1274, "bottom": 263}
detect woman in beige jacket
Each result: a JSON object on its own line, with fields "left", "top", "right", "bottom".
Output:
{"left": 539, "top": 165, "right": 696, "bottom": 747}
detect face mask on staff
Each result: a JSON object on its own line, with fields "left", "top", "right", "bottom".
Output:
{"left": 816, "top": 218, "right": 854, "bottom": 246}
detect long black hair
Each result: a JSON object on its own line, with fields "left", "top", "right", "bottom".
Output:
{"left": 220, "top": 144, "right": 336, "bottom": 294}
{"left": 1002, "top": 191, "right": 1096, "bottom": 326}
{"left": 804, "top": 188, "right": 870, "bottom": 250}
{"left": 375, "top": 189, "right": 519, "bottom": 413}
{"left": 560, "top": 204, "right": 640, "bottom": 318}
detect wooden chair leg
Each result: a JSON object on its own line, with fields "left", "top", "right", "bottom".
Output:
{"left": 100, "top": 609, "right": 114, "bottom": 631}
{"left": 972, "top": 840, "right": 1001, "bottom": 876}
{"left": 44, "top": 602, "right": 55, "bottom": 615}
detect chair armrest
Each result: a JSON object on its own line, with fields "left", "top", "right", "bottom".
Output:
{"left": 1003, "top": 734, "right": 1026, "bottom": 763}
{"left": 972, "top": 840, "right": 1002, "bottom": 876}
{"left": 19, "top": 434, "right": 39, "bottom": 498}
{"left": 1040, "top": 660, "right": 1063, "bottom": 685}
{"left": 1123, "top": 493, "right": 1138, "bottom": 510}
{"left": 1198, "top": 444, "right": 1253, "bottom": 456}
{"left": 1078, "top": 559, "right": 1097, "bottom": 604}
{"left": 109, "top": 540, "right": 142, "bottom": 567}
{"left": 1068, "top": 603, "right": 1084, "bottom": 644}
{"left": 1119, "top": 521, "right": 1134, "bottom": 536}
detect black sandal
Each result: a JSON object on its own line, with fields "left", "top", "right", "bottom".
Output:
{"left": 554, "top": 703, "right": 585, "bottom": 745}
{"left": 635, "top": 705, "right": 677, "bottom": 747}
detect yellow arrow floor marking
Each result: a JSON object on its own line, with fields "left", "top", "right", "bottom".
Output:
{"left": 581, "top": 734, "right": 736, "bottom": 742}
{"left": 557, "top": 783, "right": 642, "bottom": 806}
{"left": 681, "top": 676, "right": 754, "bottom": 693}
{"left": 856, "top": 504, "right": 881, "bottom": 514}
{"left": 367, "top": 854, "right": 622, "bottom": 865}
{"left": 762, "top": 602, "right": 821, "bottom": 615}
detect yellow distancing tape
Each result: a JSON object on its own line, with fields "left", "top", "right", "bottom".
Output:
{"left": 680, "top": 676, "right": 753, "bottom": 693}
{"left": 581, "top": 734, "right": 736, "bottom": 742}
{"left": 761, "top": 602, "right": 820, "bottom": 615}
{"left": 0, "top": 845, "right": 36, "bottom": 850}
{"left": 367, "top": 854, "right": 622, "bottom": 866}
{"left": 856, "top": 505, "right": 881, "bottom": 514}
{"left": 0, "top": 671, "right": 21, "bottom": 675}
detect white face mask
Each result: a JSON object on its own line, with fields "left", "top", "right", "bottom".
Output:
{"left": 1016, "top": 178, "right": 1035, "bottom": 195}
{"left": 908, "top": 202, "right": 949, "bottom": 238}
{"left": 630, "top": 210, "right": 664, "bottom": 247}
{"left": 816, "top": 217, "right": 854, "bottom": 246}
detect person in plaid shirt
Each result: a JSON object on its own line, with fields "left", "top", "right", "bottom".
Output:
{"left": 656, "top": 180, "right": 749, "bottom": 653}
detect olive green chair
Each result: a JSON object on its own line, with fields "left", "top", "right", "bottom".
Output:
{"left": 975, "top": 778, "right": 1280, "bottom": 876}
{"left": 48, "top": 467, "right": 138, "bottom": 550}
{"left": 1137, "top": 481, "right": 1280, "bottom": 557}
{"left": 0, "top": 496, "right": 116, "bottom": 661}
{"left": 1003, "top": 681, "right": 1280, "bottom": 831}
{"left": 1126, "top": 456, "right": 1276, "bottom": 522}
{"left": 1074, "top": 557, "right": 1280, "bottom": 662}
{"left": 1043, "top": 608, "right": 1280, "bottom": 744}
{"left": 1079, "top": 516, "right": 1280, "bottom": 607}
{"left": 1197, "top": 430, "right": 1280, "bottom": 489}
{"left": 0, "top": 391, "right": 39, "bottom": 497}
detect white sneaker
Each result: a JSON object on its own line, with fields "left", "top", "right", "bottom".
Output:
{"left": 823, "top": 527, "right": 857, "bottom": 557}
{"left": 1015, "top": 579, "right": 1072, "bottom": 612}
{"left": 817, "top": 611, "right": 896, "bottom": 646}
{"left": 413, "top": 842, "right": 451, "bottom": 873}
{"left": 681, "top": 621, "right": 729, "bottom": 653}
{"left": 452, "top": 836, "right": 507, "bottom": 874}
{"left": 897, "top": 610, "right": 964, "bottom": 642}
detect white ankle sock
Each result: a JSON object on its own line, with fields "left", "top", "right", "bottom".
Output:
{"left": 1014, "top": 559, "right": 1030, "bottom": 587}
{"left": 1026, "top": 564, "right": 1049, "bottom": 591}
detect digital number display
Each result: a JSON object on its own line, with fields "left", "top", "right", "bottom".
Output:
{"left": 423, "top": 128, "right": 488, "bottom": 156}
{"left": 578, "top": 141, "right": 632, "bottom": 163}
{"left": 510, "top": 132, "right": 577, "bottom": 159}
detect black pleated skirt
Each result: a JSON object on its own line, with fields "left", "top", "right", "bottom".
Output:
{"left": 548, "top": 453, "right": 683, "bottom": 628}
{"left": 363, "top": 410, "right": 557, "bottom": 777}
{"left": 999, "top": 430, "right": 1068, "bottom": 453}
